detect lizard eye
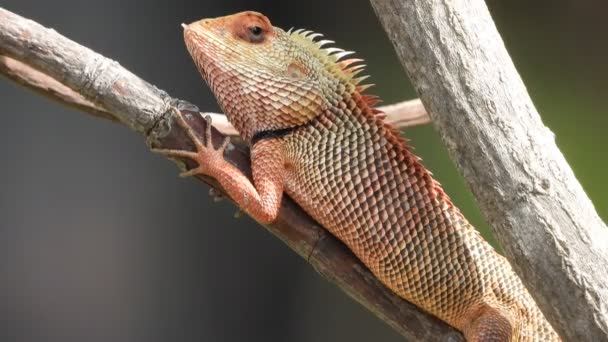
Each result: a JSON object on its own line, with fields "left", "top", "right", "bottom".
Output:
{"left": 246, "top": 25, "right": 265, "bottom": 43}
{"left": 249, "top": 25, "right": 262, "bottom": 36}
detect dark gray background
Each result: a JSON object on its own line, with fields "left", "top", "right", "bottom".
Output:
{"left": 1, "top": 0, "right": 606, "bottom": 341}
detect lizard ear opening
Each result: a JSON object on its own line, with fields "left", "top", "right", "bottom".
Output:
{"left": 287, "top": 62, "right": 308, "bottom": 79}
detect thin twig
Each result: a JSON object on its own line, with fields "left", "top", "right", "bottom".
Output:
{"left": 0, "top": 7, "right": 460, "bottom": 341}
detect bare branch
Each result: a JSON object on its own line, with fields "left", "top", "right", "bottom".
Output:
{"left": 370, "top": 1, "right": 608, "bottom": 341}
{"left": 0, "top": 7, "right": 461, "bottom": 341}
{"left": 382, "top": 99, "right": 429, "bottom": 128}
{"left": 0, "top": 57, "right": 429, "bottom": 136}
{"left": 206, "top": 98, "right": 429, "bottom": 136}
{"left": 0, "top": 55, "right": 116, "bottom": 122}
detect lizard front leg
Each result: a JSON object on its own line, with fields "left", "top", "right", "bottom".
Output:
{"left": 153, "top": 108, "right": 285, "bottom": 224}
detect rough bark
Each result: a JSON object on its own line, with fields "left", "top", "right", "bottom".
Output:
{"left": 369, "top": 1, "right": 608, "bottom": 341}
{"left": 0, "top": 7, "right": 460, "bottom": 341}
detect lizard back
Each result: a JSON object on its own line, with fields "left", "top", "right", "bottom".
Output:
{"left": 282, "top": 99, "right": 557, "bottom": 341}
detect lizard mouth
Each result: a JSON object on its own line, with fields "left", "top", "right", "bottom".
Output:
{"left": 182, "top": 20, "right": 239, "bottom": 111}
{"left": 183, "top": 23, "right": 214, "bottom": 84}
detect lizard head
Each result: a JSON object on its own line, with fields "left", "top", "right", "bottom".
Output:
{"left": 183, "top": 11, "right": 369, "bottom": 141}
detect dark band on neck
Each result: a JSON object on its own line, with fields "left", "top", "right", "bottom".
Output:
{"left": 251, "top": 124, "right": 304, "bottom": 145}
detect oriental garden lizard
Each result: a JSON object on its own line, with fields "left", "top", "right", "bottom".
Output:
{"left": 153, "top": 11, "right": 560, "bottom": 341}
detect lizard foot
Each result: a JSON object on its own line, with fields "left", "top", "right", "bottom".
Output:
{"left": 463, "top": 306, "right": 513, "bottom": 342}
{"left": 152, "top": 107, "right": 230, "bottom": 178}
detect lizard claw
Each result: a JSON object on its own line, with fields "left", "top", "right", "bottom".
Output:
{"left": 209, "top": 188, "right": 224, "bottom": 202}
{"left": 152, "top": 107, "right": 231, "bottom": 179}
{"left": 179, "top": 166, "right": 204, "bottom": 178}
{"left": 203, "top": 114, "right": 213, "bottom": 146}
{"left": 218, "top": 136, "right": 230, "bottom": 153}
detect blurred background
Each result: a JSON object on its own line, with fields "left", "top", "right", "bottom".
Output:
{"left": 0, "top": 0, "right": 605, "bottom": 341}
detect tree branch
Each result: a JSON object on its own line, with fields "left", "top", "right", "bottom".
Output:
{"left": 369, "top": 1, "right": 608, "bottom": 341}
{"left": 0, "top": 55, "right": 116, "bottom": 122}
{"left": 0, "top": 56, "right": 429, "bottom": 136}
{"left": 0, "top": 7, "right": 461, "bottom": 341}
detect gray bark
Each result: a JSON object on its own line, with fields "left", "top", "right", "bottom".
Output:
{"left": 369, "top": 1, "right": 608, "bottom": 341}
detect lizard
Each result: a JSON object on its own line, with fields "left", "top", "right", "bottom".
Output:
{"left": 153, "top": 11, "right": 560, "bottom": 341}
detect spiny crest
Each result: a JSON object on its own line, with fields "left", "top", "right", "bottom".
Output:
{"left": 288, "top": 28, "right": 376, "bottom": 98}
{"left": 288, "top": 28, "right": 414, "bottom": 154}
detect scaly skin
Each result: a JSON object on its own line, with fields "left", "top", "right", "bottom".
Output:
{"left": 155, "top": 11, "right": 560, "bottom": 341}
